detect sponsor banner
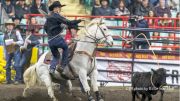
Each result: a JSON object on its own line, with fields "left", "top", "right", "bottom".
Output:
{"left": 134, "top": 63, "right": 180, "bottom": 85}
{"left": 97, "top": 60, "right": 180, "bottom": 86}
{"left": 97, "top": 60, "right": 132, "bottom": 82}
{"left": 96, "top": 51, "right": 180, "bottom": 60}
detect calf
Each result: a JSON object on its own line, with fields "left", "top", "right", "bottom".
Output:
{"left": 131, "top": 68, "right": 167, "bottom": 101}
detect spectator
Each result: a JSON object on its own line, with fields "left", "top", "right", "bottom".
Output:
{"left": 154, "top": 0, "right": 171, "bottom": 17}
{"left": 162, "top": 39, "right": 171, "bottom": 51}
{"left": 15, "top": 0, "right": 30, "bottom": 19}
{"left": 135, "top": 0, "right": 154, "bottom": 16}
{"left": 149, "top": 0, "right": 159, "bottom": 6}
{"left": 65, "top": 25, "right": 79, "bottom": 45}
{"left": 12, "top": 17, "right": 22, "bottom": 31}
{"left": 147, "top": 10, "right": 156, "bottom": 26}
{"left": 167, "top": 0, "right": 179, "bottom": 11}
{"left": 152, "top": 32, "right": 160, "bottom": 40}
{"left": 128, "top": 0, "right": 142, "bottom": 15}
{"left": 159, "top": 13, "right": 172, "bottom": 27}
{"left": 174, "top": 38, "right": 180, "bottom": 51}
{"left": 133, "top": 16, "right": 150, "bottom": 49}
{"left": 30, "top": 0, "right": 48, "bottom": 14}
{"left": 2, "top": 0, "right": 15, "bottom": 18}
{"left": 111, "top": 0, "right": 120, "bottom": 9}
{"left": 115, "top": 0, "right": 130, "bottom": 16}
{"left": 10, "top": 0, "right": 17, "bottom": 5}
{"left": 19, "top": 27, "right": 40, "bottom": 82}
{"left": 28, "top": 17, "right": 41, "bottom": 33}
{"left": 92, "top": 0, "right": 101, "bottom": 16}
{"left": 176, "top": 12, "right": 180, "bottom": 27}
{"left": 25, "top": 0, "right": 33, "bottom": 6}
{"left": 94, "top": 0, "right": 115, "bottom": 16}
{"left": 150, "top": 32, "right": 162, "bottom": 50}
{"left": 169, "top": 33, "right": 175, "bottom": 40}
{"left": 168, "top": 32, "right": 175, "bottom": 50}
{"left": 3, "top": 19, "right": 24, "bottom": 84}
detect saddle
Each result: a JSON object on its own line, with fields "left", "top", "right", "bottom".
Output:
{"left": 44, "top": 42, "right": 77, "bottom": 65}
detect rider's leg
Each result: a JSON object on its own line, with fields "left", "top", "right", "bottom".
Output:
{"left": 58, "top": 37, "right": 68, "bottom": 69}
{"left": 49, "top": 45, "right": 60, "bottom": 73}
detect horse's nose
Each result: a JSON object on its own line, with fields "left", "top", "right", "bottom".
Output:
{"left": 110, "top": 41, "right": 113, "bottom": 47}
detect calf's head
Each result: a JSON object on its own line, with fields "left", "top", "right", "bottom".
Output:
{"left": 151, "top": 68, "right": 167, "bottom": 86}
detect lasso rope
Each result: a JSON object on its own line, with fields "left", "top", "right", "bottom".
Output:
{"left": 118, "top": 33, "right": 160, "bottom": 67}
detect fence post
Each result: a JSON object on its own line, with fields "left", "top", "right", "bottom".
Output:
{"left": 131, "top": 40, "right": 136, "bottom": 81}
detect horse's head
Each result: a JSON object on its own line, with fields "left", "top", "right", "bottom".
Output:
{"left": 85, "top": 18, "right": 113, "bottom": 46}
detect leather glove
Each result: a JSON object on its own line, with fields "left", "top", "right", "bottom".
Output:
{"left": 71, "top": 19, "right": 82, "bottom": 25}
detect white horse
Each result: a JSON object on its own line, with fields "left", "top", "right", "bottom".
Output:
{"left": 23, "top": 18, "right": 114, "bottom": 101}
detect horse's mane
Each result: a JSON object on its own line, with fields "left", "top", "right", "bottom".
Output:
{"left": 77, "top": 18, "right": 103, "bottom": 38}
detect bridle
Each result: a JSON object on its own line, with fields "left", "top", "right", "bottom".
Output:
{"left": 83, "top": 23, "right": 110, "bottom": 45}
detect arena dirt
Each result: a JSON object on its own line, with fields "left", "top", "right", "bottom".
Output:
{"left": 0, "top": 84, "right": 179, "bottom": 101}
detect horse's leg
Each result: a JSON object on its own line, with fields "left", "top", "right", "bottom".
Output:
{"left": 79, "top": 69, "right": 95, "bottom": 101}
{"left": 67, "top": 80, "right": 72, "bottom": 93}
{"left": 43, "top": 74, "right": 57, "bottom": 101}
{"left": 23, "top": 82, "right": 30, "bottom": 97}
{"left": 90, "top": 69, "right": 104, "bottom": 101}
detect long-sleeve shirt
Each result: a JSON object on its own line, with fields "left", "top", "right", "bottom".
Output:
{"left": 44, "top": 12, "right": 81, "bottom": 38}
{"left": 13, "top": 30, "right": 24, "bottom": 46}
{"left": 4, "top": 30, "right": 24, "bottom": 46}
{"left": 154, "top": 6, "right": 171, "bottom": 17}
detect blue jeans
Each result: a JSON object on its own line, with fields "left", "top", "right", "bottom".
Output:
{"left": 19, "top": 49, "right": 32, "bottom": 81}
{"left": 5, "top": 50, "right": 21, "bottom": 82}
{"left": 48, "top": 36, "right": 68, "bottom": 71}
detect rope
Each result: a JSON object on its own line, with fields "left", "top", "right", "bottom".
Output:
{"left": 118, "top": 33, "right": 160, "bottom": 67}
{"left": 150, "top": 71, "right": 166, "bottom": 90}
{"left": 150, "top": 72, "right": 158, "bottom": 90}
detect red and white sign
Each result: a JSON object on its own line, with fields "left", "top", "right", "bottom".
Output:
{"left": 97, "top": 61, "right": 132, "bottom": 82}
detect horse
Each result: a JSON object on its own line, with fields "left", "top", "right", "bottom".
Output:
{"left": 23, "top": 18, "right": 114, "bottom": 101}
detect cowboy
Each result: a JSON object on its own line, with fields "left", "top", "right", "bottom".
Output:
{"left": 44, "top": 1, "right": 82, "bottom": 75}
{"left": 3, "top": 19, "right": 24, "bottom": 84}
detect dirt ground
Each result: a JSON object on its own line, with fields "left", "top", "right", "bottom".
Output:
{"left": 0, "top": 84, "right": 179, "bottom": 101}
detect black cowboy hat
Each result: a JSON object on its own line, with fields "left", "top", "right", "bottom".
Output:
{"left": 49, "top": 1, "right": 66, "bottom": 11}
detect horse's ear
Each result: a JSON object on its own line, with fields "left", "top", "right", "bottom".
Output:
{"left": 100, "top": 18, "right": 104, "bottom": 24}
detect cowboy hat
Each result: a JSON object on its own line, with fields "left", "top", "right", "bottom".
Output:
{"left": 5, "top": 19, "right": 15, "bottom": 26}
{"left": 49, "top": 1, "right": 66, "bottom": 11}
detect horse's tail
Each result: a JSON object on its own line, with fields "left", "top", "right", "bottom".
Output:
{"left": 23, "top": 63, "right": 38, "bottom": 87}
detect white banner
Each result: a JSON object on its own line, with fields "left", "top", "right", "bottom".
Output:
{"left": 97, "top": 60, "right": 180, "bottom": 86}
{"left": 97, "top": 60, "right": 132, "bottom": 82}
